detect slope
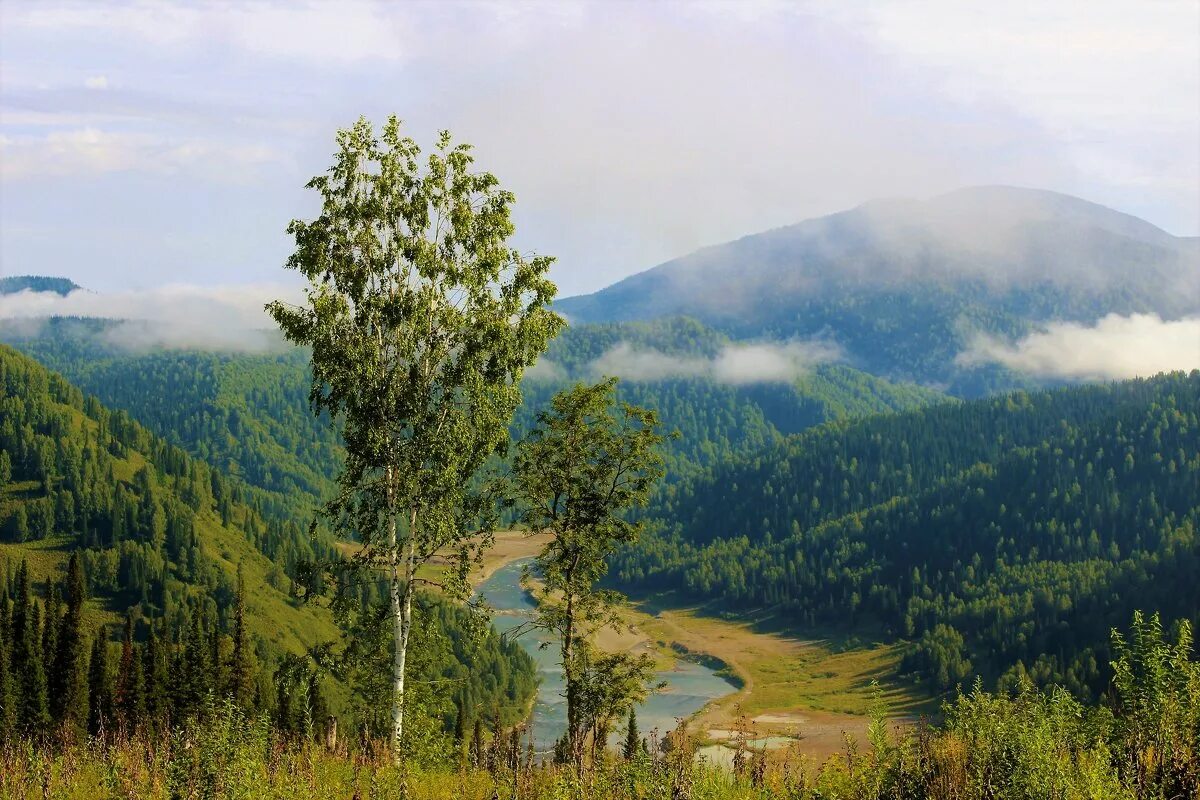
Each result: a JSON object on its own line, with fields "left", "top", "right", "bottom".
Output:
{"left": 615, "top": 371, "right": 1200, "bottom": 698}
{"left": 0, "top": 343, "right": 536, "bottom": 727}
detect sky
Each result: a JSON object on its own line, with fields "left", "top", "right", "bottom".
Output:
{"left": 1, "top": 1, "right": 1198, "bottom": 298}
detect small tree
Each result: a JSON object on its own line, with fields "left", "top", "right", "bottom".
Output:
{"left": 512, "top": 378, "right": 670, "bottom": 772}
{"left": 623, "top": 706, "right": 641, "bottom": 760}
{"left": 268, "top": 115, "right": 562, "bottom": 761}
{"left": 228, "top": 565, "right": 256, "bottom": 710}
{"left": 52, "top": 552, "right": 88, "bottom": 737}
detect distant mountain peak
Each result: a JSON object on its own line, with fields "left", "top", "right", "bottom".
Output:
{"left": 555, "top": 188, "right": 1198, "bottom": 394}
{"left": 0, "top": 275, "right": 82, "bottom": 296}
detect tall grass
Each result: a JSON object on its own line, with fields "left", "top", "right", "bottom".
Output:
{"left": 2, "top": 679, "right": 1195, "bottom": 800}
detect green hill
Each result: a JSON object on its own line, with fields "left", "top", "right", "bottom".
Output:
{"left": 6, "top": 316, "right": 942, "bottom": 502}
{"left": 0, "top": 343, "right": 535, "bottom": 731}
{"left": 615, "top": 371, "right": 1200, "bottom": 697}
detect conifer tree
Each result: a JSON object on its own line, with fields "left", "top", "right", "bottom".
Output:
{"left": 623, "top": 707, "right": 641, "bottom": 760}
{"left": 0, "top": 593, "right": 14, "bottom": 738}
{"left": 88, "top": 626, "right": 114, "bottom": 736}
{"left": 41, "top": 584, "right": 61, "bottom": 688}
{"left": 471, "top": 717, "right": 484, "bottom": 768}
{"left": 143, "top": 622, "right": 169, "bottom": 726}
{"left": 52, "top": 553, "right": 89, "bottom": 736}
{"left": 229, "top": 565, "right": 255, "bottom": 709}
{"left": 115, "top": 613, "right": 145, "bottom": 728}
{"left": 454, "top": 698, "right": 467, "bottom": 746}
{"left": 12, "top": 561, "right": 51, "bottom": 732}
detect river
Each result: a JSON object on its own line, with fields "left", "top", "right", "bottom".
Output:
{"left": 477, "top": 558, "right": 738, "bottom": 752}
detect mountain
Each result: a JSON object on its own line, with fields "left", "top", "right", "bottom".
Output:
{"left": 0, "top": 343, "right": 537, "bottom": 729}
{"left": 4, "top": 316, "right": 943, "bottom": 499}
{"left": 614, "top": 371, "right": 1200, "bottom": 698}
{"left": 0, "top": 275, "right": 81, "bottom": 296}
{"left": 557, "top": 187, "right": 1200, "bottom": 394}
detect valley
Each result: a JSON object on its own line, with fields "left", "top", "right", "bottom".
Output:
{"left": 477, "top": 537, "right": 933, "bottom": 761}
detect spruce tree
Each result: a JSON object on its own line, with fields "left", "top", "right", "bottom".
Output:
{"left": 52, "top": 553, "right": 89, "bottom": 736}
{"left": 142, "top": 622, "right": 169, "bottom": 727}
{"left": 471, "top": 717, "right": 484, "bottom": 768}
{"left": 41, "top": 584, "right": 61, "bottom": 689}
{"left": 115, "top": 613, "right": 145, "bottom": 728}
{"left": 623, "top": 707, "right": 641, "bottom": 760}
{"left": 229, "top": 566, "right": 255, "bottom": 709}
{"left": 12, "top": 561, "right": 51, "bottom": 732}
{"left": 88, "top": 626, "right": 114, "bottom": 736}
{"left": 0, "top": 594, "right": 14, "bottom": 738}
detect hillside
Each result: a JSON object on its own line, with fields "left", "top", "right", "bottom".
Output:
{"left": 5, "top": 316, "right": 942, "bottom": 501}
{"left": 557, "top": 187, "right": 1200, "bottom": 394}
{"left": 0, "top": 343, "right": 536, "bottom": 731}
{"left": 615, "top": 371, "right": 1200, "bottom": 698}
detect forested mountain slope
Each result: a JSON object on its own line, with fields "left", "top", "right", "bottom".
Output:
{"left": 0, "top": 344, "right": 536, "bottom": 732}
{"left": 615, "top": 371, "right": 1200, "bottom": 698}
{"left": 6, "top": 316, "right": 942, "bottom": 497}
{"left": 558, "top": 187, "right": 1200, "bottom": 394}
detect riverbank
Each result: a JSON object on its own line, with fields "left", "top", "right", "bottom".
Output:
{"left": 476, "top": 541, "right": 934, "bottom": 761}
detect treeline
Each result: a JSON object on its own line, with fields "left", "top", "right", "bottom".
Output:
{"left": 2, "top": 611, "right": 1196, "bottom": 799}
{"left": 614, "top": 371, "right": 1200, "bottom": 697}
{"left": 0, "top": 553, "right": 284, "bottom": 740}
{"left": 0, "top": 552, "right": 536, "bottom": 744}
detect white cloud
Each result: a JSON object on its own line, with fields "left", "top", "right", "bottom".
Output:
{"left": 84, "top": 75, "right": 108, "bottom": 90}
{"left": 956, "top": 313, "right": 1200, "bottom": 380}
{"left": 7, "top": 1, "right": 409, "bottom": 63}
{"left": 525, "top": 357, "right": 566, "bottom": 383}
{"left": 0, "top": 127, "right": 282, "bottom": 180}
{"left": 589, "top": 339, "right": 841, "bottom": 384}
{"left": 0, "top": 1, "right": 1195, "bottom": 292}
{"left": 0, "top": 283, "right": 300, "bottom": 353}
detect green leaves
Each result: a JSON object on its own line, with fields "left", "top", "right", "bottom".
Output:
{"left": 268, "top": 116, "right": 561, "bottom": 756}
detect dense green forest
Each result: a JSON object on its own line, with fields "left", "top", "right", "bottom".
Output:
{"left": 0, "top": 343, "right": 536, "bottom": 740}
{"left": 614, "top": 372, "right": 1200, "bottom": 697}
{"left": 4, "top": 315, "right": 941, "bottom": 504}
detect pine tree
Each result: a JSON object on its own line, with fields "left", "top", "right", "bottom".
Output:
{"left": 229, "top": 565, "right": 255, "bottom": 709}
{"left": 0, "top": 592, "right": 14, "bottom": 738}
{"left": 623, "top": 707, "right": 641, "bottom": 760}
{"left": 41, "top": 584, "right": 61, "bottom": 688}
{"left": 88, "top": 626, "right": 114, "bottom": 736}
{"left": 454, "top": 698, "right": 467, "bottom": 745}
{"left": 115, "top": 613, "right": 145, "bottom": 728}
{"left": 471, "top": 717, "right": 484, "bottom": 768}
{"left": 52, "top": 553, "right": 89, "bottom": 736}
{"left": 142, "top": 622, "right": 169, "bottom": 727}
{"left": 12, "top": 561, "right": 51, "bottom": 732}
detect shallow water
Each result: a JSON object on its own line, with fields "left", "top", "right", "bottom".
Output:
{"left": 478, "top": 558, "right": 738, "bottom": 752}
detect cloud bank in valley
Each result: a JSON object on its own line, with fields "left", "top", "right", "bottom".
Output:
{"left": 957, "top": 313, "right": 1200, "bottom": 380}
{"left": 0, "top": 283, "right": 300, "bottom": 352}
{"left": 588, "top": 340, "right": 842, "bottom": 385}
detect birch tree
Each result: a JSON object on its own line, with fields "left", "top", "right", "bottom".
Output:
{"left": 268, "top": 116, "right": 562, "bottom": 761}
{"left": 511, "top": 378, "right": 669, "bottom": 771}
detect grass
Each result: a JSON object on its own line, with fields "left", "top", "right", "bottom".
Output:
{"left": 473, "top": 540, "right": 937, "bottom": 762}
{"left": 592, "top": 589, "right": 938, "bottom": 760}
